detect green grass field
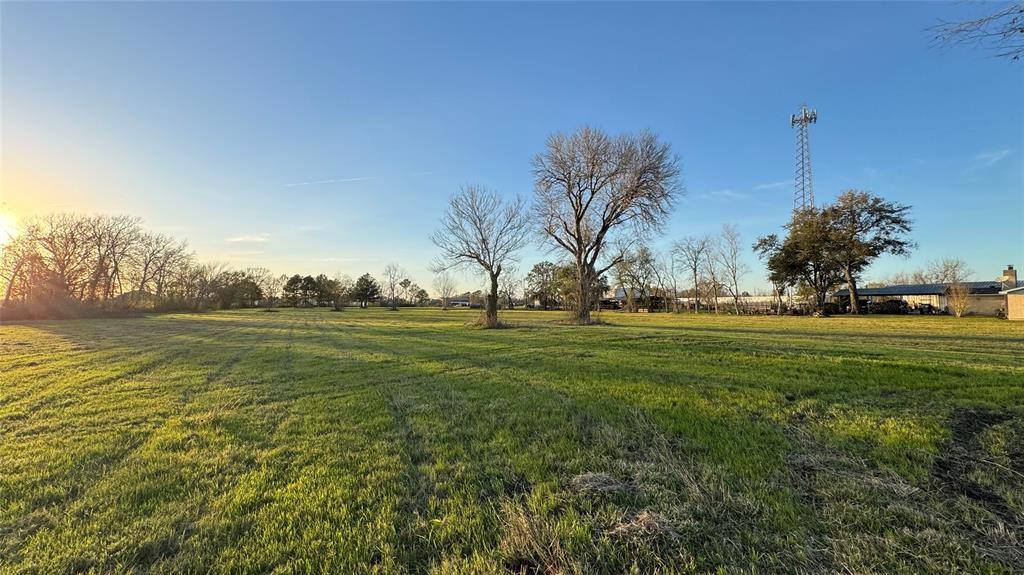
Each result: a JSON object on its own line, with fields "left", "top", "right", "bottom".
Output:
{"left": 2, "top": 309, "right": 1022, "bottom": 574}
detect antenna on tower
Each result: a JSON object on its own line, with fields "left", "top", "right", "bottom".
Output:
{"left": 791, "top": 104, "right": 817, "bottom": 211}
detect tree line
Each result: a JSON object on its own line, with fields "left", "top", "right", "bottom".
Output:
{"left": 4, "top": 127, "right": 918, "bottom": 324}
{"left": 0, "top": 213, "right": 432, "bottom": 319}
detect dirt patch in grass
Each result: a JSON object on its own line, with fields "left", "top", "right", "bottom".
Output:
{"left": 503, "top": 473, "right": 532, "bottom": 497}
{"left": 932, "top": 407, "right": 1020, "bottom": 525}
{"left": 784, "top": 411, "right": 1024, "bottom": 572}
{"left": 503, "top": 557, "right": 545, "bottom": 575}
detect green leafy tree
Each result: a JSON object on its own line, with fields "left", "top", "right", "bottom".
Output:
{"left": 282, "top": 274, "right": 303, "bottom": 307}
{"left": 823, "top": 190, "right": 914, "bottom": 314}
{"left": 299, "top": 276, "right": 318, "bottom": 306}
{"left": 753, "top": 235, "right": 798, "bottom": 315}
{"left": 352, "top": 273, "right": 380, "bottom": 308}
{"left": 756, "top": 208, "right": 844, "bottom": 312}
{"left": 313, "top": 274, "right": 339, "bottom": 307}
{"left": 525, "top": 261, "right": 560, "bottom": 309}
{"left": 413, "top": 287, "right": 430, "bottom": 306}
{"left": 399, "top": 278, "right": 412, "bottom": 305}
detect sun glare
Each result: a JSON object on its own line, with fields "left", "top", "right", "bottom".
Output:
{"left": 0, "top": 212, "right": 18, "bottom": 244}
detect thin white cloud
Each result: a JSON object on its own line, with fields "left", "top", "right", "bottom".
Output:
{"left": 225, "top": 233, "right": 270, "bottom": 243}
{"left": 709, "top": 189, "right": 749, "bottom": 201}
{"left": 974, "top": 149, "right": 1012, "bottom": 167}
{"left": 693, "top": 189, "right": 749, "bottom": 201}
{"left": 753, "top": 180, "right": 790, "bottom": 190}
{"left": 284, "top": 176, "right": 376, "bottom": 188}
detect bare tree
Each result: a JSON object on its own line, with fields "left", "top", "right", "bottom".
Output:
{"left": 716, "top": 224, "right": 748, "bottom": 314}
{"left": 533, "top": 126, "right": 682, "bottom": 323}
{"left": 648, "top": 252, "right": 674, "bottom": 313}
{"left": 927, "top": 258, "right": 972, "bottom": 284}
{"left": 129, "top": 232, "right": 188, "bottom": 306}
{"left": 332, "top": 274, "right": 354, "bottom": 310}
{"left": 673, "top": 235, "right": 710, "bottom": 313}
{"left": 910, "top": 269, "right": 931, "bottom": 285}
{"left": 265, "top": 274, "right": 287, "bottom": 307}
{"left": 244, "top": 267, "right": 273, "bottom": 307}
{"left": 433, "top": 271, "right": 457, "bottom": 310}
{"left": 430, "top": 185, "right": 530, "bottom": 328}
{"left": 382, "top": 264, "right": 405, "bottom": 311}
{"left": 26, "top": 214, "right": 93, "bottom": 300}
{"left": 1, "top": 234, "right": 40, "bottom": 307}
{"left": 664, "top": 250, "right": 682, "bottom": 313}
{"left": 0, "top": 212, "right": 276, "bottom": 317}
{"left": 947, "top": 282, "right": 971, "bottom": 318}
{"left": 932, "top": 2, "right": 1024, "bottom": 61}
{"left": 498, "top": 266, "right": 520, "bottom": 310}
{"left": 701, "top": 236, "right": 722, "bottom": 314}
{"left": 84, "top": 215, "right": 142, "bottom": 303}
{"left": 614, "top": 245, "right": 655, "bottom": 312}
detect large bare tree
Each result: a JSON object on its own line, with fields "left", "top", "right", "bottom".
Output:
{"left": 27, "top": 214, "right": 93, "bottom": 300}
{"left": 430, "top": 185, "right": 530, "bottom": 328}
{"left": 533, "top": 126, "right": 681, "bottom": 323}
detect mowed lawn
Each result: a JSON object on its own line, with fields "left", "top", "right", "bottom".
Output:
{"left": 1, "top": 309, "right": 1022, "bottom": 574}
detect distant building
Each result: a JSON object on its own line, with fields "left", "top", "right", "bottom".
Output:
{"left": 834, "top": 265, "right": 1021, "bottom": 317}
{"left": 1001, "top": 287, "right": 1024, "bottom": 320}
{"left": 1001, "top": 263, "right": 1024, "bottom": 320}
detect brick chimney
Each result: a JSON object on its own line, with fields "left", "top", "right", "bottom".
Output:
{"left": 1001, "top": 265, "right": 1018, "bottom": 289}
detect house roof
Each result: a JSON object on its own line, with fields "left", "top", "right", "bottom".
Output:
{"left": 834, "top": 281, "right": 1023, "bottom": 298}
{"left": 1000, "top": 286, "right": 1024, "bottom": 295}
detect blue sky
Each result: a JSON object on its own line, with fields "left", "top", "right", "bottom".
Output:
{"left": 2, "top": 1, "right": 1021, "bottom": 292}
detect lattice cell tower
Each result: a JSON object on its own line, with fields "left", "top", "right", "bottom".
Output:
{"left": 790, "top": 104, "right": 818, "bottom": 210}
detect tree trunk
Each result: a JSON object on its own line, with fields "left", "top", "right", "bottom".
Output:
{"left": 485, "top": 272, "right": 500, "bottom": 328}
{"left": 575, "top": 265, "right": 593, "bottom": 324}
{"left": 692, "top": 269, "right": 700, "bottom": 313}
{"left": 3, "top": 260, "right": 24, "bottom": 308}
{"left": 845, "top": 268, "right": 860, "bottom": 314}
